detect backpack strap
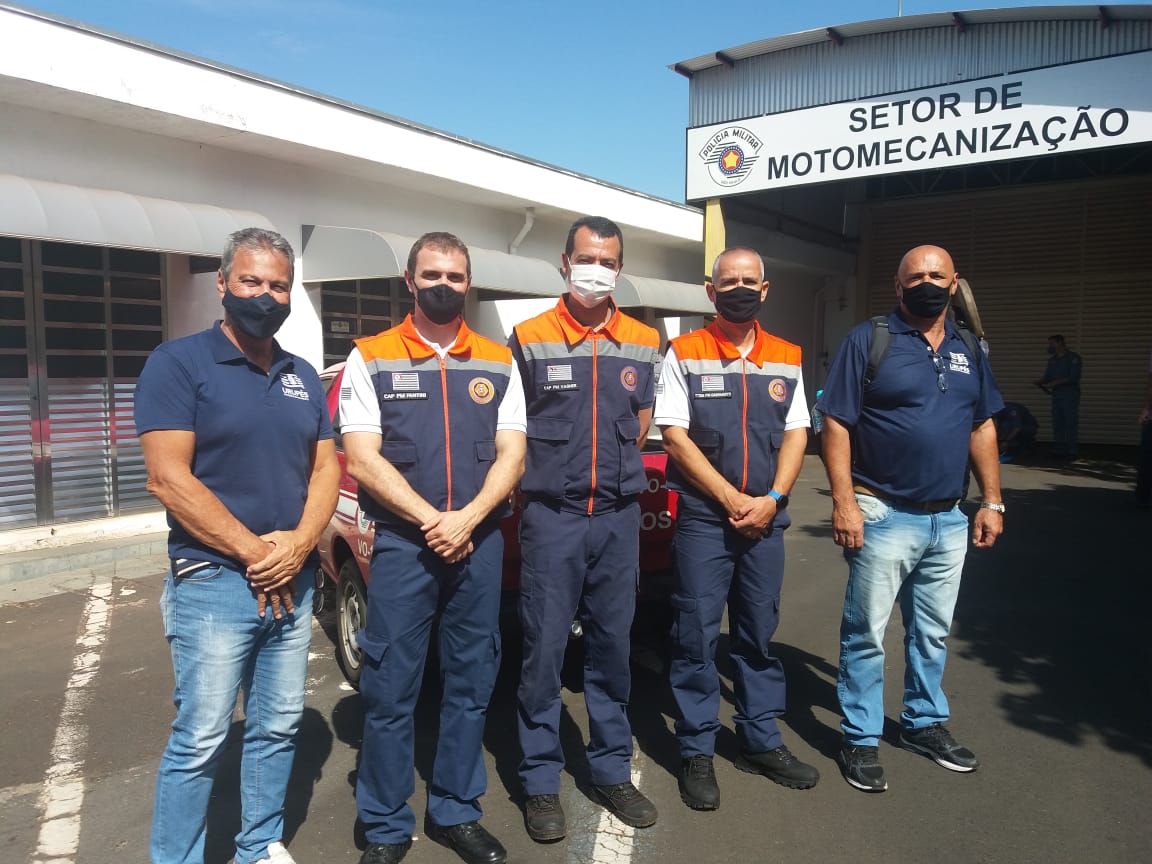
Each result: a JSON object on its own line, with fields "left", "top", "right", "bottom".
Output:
{"left": 863, "top": 316, "right": 891, "bottom": 387}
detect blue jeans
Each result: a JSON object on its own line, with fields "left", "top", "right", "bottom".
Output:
{"left": 151, "top": 564, "right": 313, "bottom": 864}
{"left": 837, "top": 494, "right": 968, "bottom": 747}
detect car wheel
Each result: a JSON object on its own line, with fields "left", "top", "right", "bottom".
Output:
{"left": 336, "top": 558, "right": 367, "bottom": 688}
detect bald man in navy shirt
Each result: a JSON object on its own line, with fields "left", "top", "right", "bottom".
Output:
{"left": 817, "top": 245, "right": 1004, "bottom": 793}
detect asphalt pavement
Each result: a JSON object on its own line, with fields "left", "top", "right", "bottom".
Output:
{"left": 2, "top": 454, "right": 1150, "bottom": 864}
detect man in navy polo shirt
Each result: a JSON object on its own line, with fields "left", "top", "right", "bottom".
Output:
{"left": 817, "top": 244, "right": 1004, "bottom": 793}
{"left": 135, "top": 227, "right": 339, "bottom": 864}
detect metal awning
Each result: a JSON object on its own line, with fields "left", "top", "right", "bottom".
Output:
{"left": 0, "top": 174, "right": 273, "bottom": 254}
{"left": 615, "top": 273, "right": 713, "bottom": 314}
{"left": 302, "top": 225, "right": 566, "bottom": 296}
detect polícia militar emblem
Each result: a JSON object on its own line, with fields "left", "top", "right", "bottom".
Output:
{"left": 469, "top": 377, "right": 495, "bottom": 404}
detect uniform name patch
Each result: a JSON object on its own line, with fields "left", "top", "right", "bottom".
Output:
{"left": 543, "top": 382, "right": 579, "bottom": 392}
{"left": 694, "top": 391, "right": 732, "bottom": 399}
{"left": 381, "top": 392, "right": 428, "bottom": 401}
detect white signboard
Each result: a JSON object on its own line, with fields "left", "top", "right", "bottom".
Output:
{"left": 685, "top": 51, "right": 1152, "bottom": 198}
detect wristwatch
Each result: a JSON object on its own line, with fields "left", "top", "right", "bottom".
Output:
{"left": 979, "top": 501, "right": 1006, "bottom": 514}
{"left": 768, "top": 489, "right": 790, "bottom": 510}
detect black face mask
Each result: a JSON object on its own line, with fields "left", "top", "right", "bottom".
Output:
{"left": 416, "top": 283, "right": 465, "bottom": 325}
{"left": 222, "top": 289, "right": 291, "bottom": 339}
{"left": 901, "top": 281, "right": 951, "bottom": 318}
{"left": 713, "top": 286, "right": 763, "bottom": 324}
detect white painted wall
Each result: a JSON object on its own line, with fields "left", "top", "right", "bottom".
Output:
{"left": 0, "top": 102, "right": 702, "bottom": 370}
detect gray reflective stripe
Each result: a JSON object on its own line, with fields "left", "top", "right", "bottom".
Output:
{"left": 520, "top": 339, "right": 658, "bottom": 365}
{"left": 365, "top": 357, "right": 511, "bottom": 377}
{"left": 444, "top": 357, "right": 512, "bottom": 376}
{"left": 365, "top": 357, "right": 439, "bottom": 376}
{"left": 680, "top": 357, "right": 801, "bottom": 379}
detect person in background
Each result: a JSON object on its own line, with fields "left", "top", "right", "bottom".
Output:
{"left": 1034, "top": 334, "right": 1082, "bottom": 460}
{"left": 1136, "top": 349, "right": 1152, "bottom": 508}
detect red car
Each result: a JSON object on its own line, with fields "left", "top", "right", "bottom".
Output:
{"left": 317, "top": 364, "right": 678, "bottom": 686}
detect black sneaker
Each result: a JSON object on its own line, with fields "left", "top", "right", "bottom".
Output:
{"left": 735, "top": 745, "right": 819, "bottom": 789}
{"left": 591, "top": 782, "right": 658, "bottom": 828}
{"left": 838, "top": 744, "right": 887, "bottom": 792}
{"left": 524, "top": 793, "right": 566, "bottom": 842}
{"left": 679, "top": 755, "right": 720, "bottom": 811}
{"left": 899, "top": 723, "right": 980, "bottom": 772}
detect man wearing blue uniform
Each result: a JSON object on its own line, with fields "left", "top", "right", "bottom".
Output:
{"left": 818, "top": 244, "right": 1005, "bottom": 793}
{"left": 511, "top": 216, "right": 662, "bottom": 840}
{"left": 656, "top": 247, "right": 819, "bottom": 812}
{"left": 340, "top": 232, "right": 526, "bottom": 864}
{"left": 136, "top": 227, "right": 340, "bottom": 864}
{"left": 1034, "top": 334, "right": 1082, "bottom": 459}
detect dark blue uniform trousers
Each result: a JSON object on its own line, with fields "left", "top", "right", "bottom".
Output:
{"left": 517, "top": 499, "right": 640, "bottom": 794}
{"left": 355, "top": 524, "right": 503, "bottom": 844}
{"left": 670, "top": 503, "right": 788, "bottom": 757}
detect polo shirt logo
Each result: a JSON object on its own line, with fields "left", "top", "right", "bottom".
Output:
{"left": 948, "top": 352, "right": 972, "bottom": 374}
{"left": 279, "top": 372, "right": 310, "bottom": 401}
{"left": 769, "top": 378, "right": 788, "bottom": 402}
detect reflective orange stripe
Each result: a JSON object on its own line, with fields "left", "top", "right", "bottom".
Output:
{"left": 588, "top": 337, "right": 599, "bottom": 515}
{"left": 440, "top": 357, "right": 452, "bottom": 510}
{"left": 740, "top": 359, "right": 749, "bottom": 493}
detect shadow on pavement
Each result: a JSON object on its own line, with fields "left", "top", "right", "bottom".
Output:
{"left": 952, "top": 478, "right": 1151, "bottom": 767}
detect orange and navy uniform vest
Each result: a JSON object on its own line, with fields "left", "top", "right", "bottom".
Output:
{"left": 667, "top": 320, "right": 802, "bottom": 520}
{"left": 354, "top": 315, "right": 513, "bottom": 528}
{"left": 511, "top": 298, "right": 661, "bottom": 515}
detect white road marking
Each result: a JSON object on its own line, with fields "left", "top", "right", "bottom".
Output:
{"left": 577, "top": 745, "right": 645, "bottom": 864}
{"left": 30, "top": 577, "right": 113, "bottom": 864}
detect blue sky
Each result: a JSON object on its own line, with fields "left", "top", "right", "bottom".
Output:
{"left": 22, "top": 0, "right": 1104, "bottom": 201}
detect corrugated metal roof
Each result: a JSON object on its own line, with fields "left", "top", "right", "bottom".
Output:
{"left": 680, "top": 8, "right": 1152, "bottom": 127}
{"left": 673, "top": 5, "right": 1152, "bottom": 73}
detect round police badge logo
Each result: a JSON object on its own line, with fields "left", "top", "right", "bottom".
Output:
{"left": 698, "top": 125, "right": 763, "bottom": 188}
{"left": 769, "top": 378, "right": 788, "bottom": 403}
{"left": 620, "top": 366, "right": 638, "bottom": 392}
{"left": 469, "top": 377, "right": 495, "bottom": 404}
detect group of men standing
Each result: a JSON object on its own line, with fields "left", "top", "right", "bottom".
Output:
{"left": 135, "top": 222, "right": 1003, "bottom": 864}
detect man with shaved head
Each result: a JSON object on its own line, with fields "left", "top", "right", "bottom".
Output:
{"left": 657, "top": 247, "right": 819, "bottom": 811}
{"left": 816, "top": 245, "right": 1005, "bottom": 793}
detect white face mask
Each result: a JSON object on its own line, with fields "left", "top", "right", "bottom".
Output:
{"left": 567, "top": 262, "right": 617, "bottom": 308}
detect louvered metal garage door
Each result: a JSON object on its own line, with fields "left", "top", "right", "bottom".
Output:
{"left": 0, "top": 238, "right": 164, "bottom": 529}
{"left": 860, "top": 176, "right": 1152, "bottom": 446}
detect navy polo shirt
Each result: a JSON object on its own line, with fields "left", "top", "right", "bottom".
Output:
{"left": 134, "top": 321, "right": 333, "bottom": 568}
{"left": 818, "top": 311, "right": 1003, "bottom": 502}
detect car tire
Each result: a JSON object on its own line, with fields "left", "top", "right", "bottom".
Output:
{"left": 336, "top": 558, "right": 367, "bottom": 689}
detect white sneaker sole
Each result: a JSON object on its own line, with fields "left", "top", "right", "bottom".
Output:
{"left": 900, "top": 739, "right": 979, "bottom": 773}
